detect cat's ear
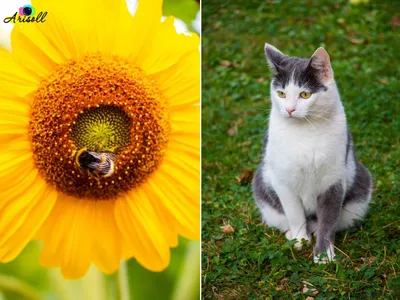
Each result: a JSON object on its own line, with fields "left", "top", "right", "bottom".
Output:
{"left": 310, "top": 47, "right": 334, "bottom": 82}
{"left": 264, "top": 43, "right": 286, "bottom": 73}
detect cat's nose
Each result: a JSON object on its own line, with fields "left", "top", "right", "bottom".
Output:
{"left": 286, "top": 107, "right": 296, "bottom": 116}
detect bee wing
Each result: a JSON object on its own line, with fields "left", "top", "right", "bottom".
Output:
{"left": 106, "top": 153, "right": 117, "bottom": 160}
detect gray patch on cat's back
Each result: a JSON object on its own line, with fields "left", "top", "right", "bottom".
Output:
{"left": 252, "top": 167, "right": 284, "bottom": 214}
{"left": 344, "top": 162, "right": 371, "bottom": 205}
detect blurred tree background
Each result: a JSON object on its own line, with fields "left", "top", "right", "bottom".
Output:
{"left": 0, "top": 0, "right": 200, "bottom": 299}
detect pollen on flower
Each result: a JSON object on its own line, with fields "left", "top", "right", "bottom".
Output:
{"left": 29, "top": 55, "right": 170, "bottom": 200}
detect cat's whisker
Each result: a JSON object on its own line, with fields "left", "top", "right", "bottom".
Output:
{"left": 307, "top": 113, "right": 336, "bottom": 129}
{"left": 257, "top": 107, "right": 272, "bottom": 114}
{"left": 303, "top": 116, "right": 315, "bottom": 130}
{"left": 304, "top": 116, "right": 317, "bottom": 131}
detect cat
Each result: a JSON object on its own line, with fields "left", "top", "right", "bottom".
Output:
{"left": 252, "top": 43, "right": 372, "bottom": 263}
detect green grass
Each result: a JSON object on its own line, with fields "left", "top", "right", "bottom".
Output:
{"left": 201, "top": 1, "right": 400, "bottom": 298}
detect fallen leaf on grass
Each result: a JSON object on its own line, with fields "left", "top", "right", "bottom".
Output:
{"left": 238, "top": 141, "right": 251, "bottom": 147}
{"left": 227, "top": 127, "right": 237, "bottom": 136}
{"left": 220, "top": 60, "right": 231, "bottom": 68}
{"left": 215, "top": 240, "right": 224, "bottom": 248}
{"left": 303, "top": 285, "right": 318, "bottom": 295}
{"left": 304, "top": 17, "right": 315, "bottom": 24}
{"left": 306, "top": 297, "right": 315, "bottom": 300}
{"left": 279, "top": 277, "right": 289, "bottom": 285}
{"left": 302, "top": 281, "right": 319, "bottom": 295}
{"left": 361, "top": 256, "right": 376, "bottom": 266}
{"left": 378, "top": 78, "right": 388, "bottom": 84}
{"left": 347, "top": 36, "right": 366, "bottom": 44}
{"left": 337, "top": 18, "right": 345, "bottom": 25}
{"left": 391, "top": 16, "right": 400, "bottom": 28}
{"left": 235, "top": 170, "right": 253, "bottom": 183}
{"left": 220, "top": 224, "right": 235, "bottom": 233}
{"left": 220, "top": 60, "right": 240, "bottom": 68}
{"left": 227, "top": 119, "right": 243, "bottom": 136}
{"left": 368, "top": 256, "right": 376, "bottom": 264}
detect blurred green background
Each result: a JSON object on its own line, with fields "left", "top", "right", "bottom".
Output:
{"left": 0, "top": 0, "right": 200, "bottom": 299}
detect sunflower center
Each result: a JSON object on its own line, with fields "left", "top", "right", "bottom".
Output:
{"left": 71, "top": 106, "right": 131, "bottom": 152}
{"left": 29, "top": 55, "right": 170, "bottom": 200}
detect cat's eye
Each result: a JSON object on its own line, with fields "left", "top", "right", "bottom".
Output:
{"left": 300, "top": 91, "right": 311, "bottom": 99}
{"left": 277, "top": 91, "right": 286, "bottom": 98}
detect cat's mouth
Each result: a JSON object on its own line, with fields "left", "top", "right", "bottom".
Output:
{"left": 285, "top": 113, "right": 304, "bottom": 120}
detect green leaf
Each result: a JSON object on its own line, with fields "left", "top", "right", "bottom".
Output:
{"left": 163, "top": 0, "right": 199, "bottom": 25}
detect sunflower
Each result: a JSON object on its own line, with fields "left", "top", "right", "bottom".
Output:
{"left": 0, "top": 0, "right": 200, "bottom": 279}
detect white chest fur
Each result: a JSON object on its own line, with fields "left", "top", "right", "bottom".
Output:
{"left": 262, "top": 107, "right": 347, "bottom": 214}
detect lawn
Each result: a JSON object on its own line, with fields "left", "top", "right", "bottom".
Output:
{"left": 201, "top": 0, "right": 400, "bottom": 299}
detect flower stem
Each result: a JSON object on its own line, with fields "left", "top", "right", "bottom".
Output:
{"left": 171, "top": 241, "right": 200, "bottom": 300}
{"left": 0, "top": 275, "right": 41, "bottom": 300}
{"left": 118, "top": 260, "right": 130, "bottom": 300}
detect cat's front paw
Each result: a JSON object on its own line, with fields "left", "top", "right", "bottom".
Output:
{"left": 285, "top": 230, "right": 292, "bottom": 240}
{"left": 285, "top": 231, "right": 310, "bottom": 250}
{"left": 294, "top": 234, "right": 311, "bottom": 250}
{"left": 313, "top": 244, "right": 335, "bottom": 264}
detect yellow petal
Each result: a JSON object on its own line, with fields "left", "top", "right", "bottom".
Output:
{"left": 152, "top": 51, "right": 200, "bottom": 108}
{"left": 137, "top": 17, "right": 200, "bottom": 74}
{"left": 169, "top": 105, "right": 201, "bottom": 140}
{"left": 0, "top": 175, "right": 56, "bottom": 262}
{"left": 39, "top": 195, "right": 122, "bottom": 278}
{"left": 115, "top": 191, "right": 170, "bottom": 271}
{"left": 113, "top": 0, "right": 162, "bottom": 59}
{"left": 0, "top": 100, "right": 30, "bottom": 143}
{"left": 31, "top": 0, "right": 97, "bottom": 57}
{"left": 0, "top": 114, "right": 29, "bottom": 126}
{"left": 0, "top": 162, "right": 38, "bottom": 208}
{"left": 10, "top": 25, "right": 60, "bottom": 79}
{"left": 91, "top": 200, "right": 122, "bottom": 274}
{"left": 0, "top": 48, "right": 40, "bottom": 98}
{"left": 39, "top": 195, "right": 93, "bottom": 279}
{"left": 161, "top": 158, "right": 199, "bottom": 196}
{"left": 0, "top": 147, "right": 32, "bottom": 178}
{"left": 94, "top": 0, "right": 133, "bottom": 55}
{"left": 0, "top": 99, "right": 30, "bottom": 115}
{"left": 147, "top": 169, "right": 200, "bottom": 240}
{"left": 141, "top": 182, "right": 178, "bottom": 248}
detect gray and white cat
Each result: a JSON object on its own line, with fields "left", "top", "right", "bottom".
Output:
{"left": 252, "top": 43, "right": 372, "bottom": 263}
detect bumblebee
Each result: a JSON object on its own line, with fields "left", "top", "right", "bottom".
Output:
{"left": 74, "top": 147, "right": 116, "bottom": 180}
